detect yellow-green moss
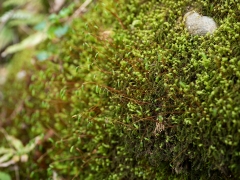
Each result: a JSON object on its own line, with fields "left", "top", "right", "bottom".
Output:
{"left": 107, "top": 0, "right": 240, "bottom": 179}
{"left": 1, "top": 0, "right": 240, "bottom": 179}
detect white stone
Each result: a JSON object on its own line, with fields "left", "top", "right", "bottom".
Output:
{"left": 184, "top": 11, "right": 217, "bottom": 36}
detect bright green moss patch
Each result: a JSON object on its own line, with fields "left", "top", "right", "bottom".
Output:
{"left": 106, "top": 0, "right": 240, "bottom": 178}
{"left": 1, "top": 0, "right": 240, "bottom": 179}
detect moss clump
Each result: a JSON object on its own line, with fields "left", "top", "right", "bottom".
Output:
{"left": 107, "top": 0, "right": 240, "bottom": 178}
{"left": 0, "top": 2, "right": 117, "bottom": 178}
{"left": 1, "top": 0, "right": 240, "bottom": 179}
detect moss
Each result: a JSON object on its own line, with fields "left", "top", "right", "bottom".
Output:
{"left": 107, "top": 0, "right": 240, "bottom": 178}
{"left": 1, "top": 0, "right": 239, "bottom": 179}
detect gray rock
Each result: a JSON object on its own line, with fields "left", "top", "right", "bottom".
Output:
{"left": 184, "top": 11, "right": 217, "bottom": 36}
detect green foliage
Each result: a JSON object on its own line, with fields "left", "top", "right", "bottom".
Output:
{"left": 0, "top": 0, "right": 74, "bottom": 59}
{"left": 0, "top": 129, "right": 42, "bottom": 168}
{"left": 0, "top": 0, "right": 240, "bottom": 179}
{"left": 0, "top": 0, "right": 45, "bottom": 55}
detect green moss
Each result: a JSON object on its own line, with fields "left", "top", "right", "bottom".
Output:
{"left": 107, "top": 0, "right": 240, "bottom": 179}
{"left": 1, "top": 0, "right": 239, "bottom": 179}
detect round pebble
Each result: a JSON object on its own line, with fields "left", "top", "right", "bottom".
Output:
{"left": 184, "top": 11, "right": 217, "bottom": 36}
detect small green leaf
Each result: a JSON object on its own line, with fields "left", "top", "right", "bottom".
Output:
{"left": 36, "top": 51, "right": 50, "bottom": 61}
{"left": 0, "top": 148, "right": 14, "bottom": 155}
{"left": 2, "top": 32, "right": 47, "bottom": 57}
{"left": 133, "top": 124, "right": 139, "bottom": 129}
{"left": 34, "top": 21, "right": 47, "bottom": 31}
{"left": 0, "top": 26, "right": 15, "bottom": 51}
{"left": 54, "top": 25, "right": 69, "bottom": 38}
{"left": 23, "top": 136, "right": 41, "bottom": 153}
{"left": 1, "top": 130, "right": 24, "bottom": 151}
{"left": 0, "top": 171, "right": 11, "bottom": 180}
{"left": 70, "top": 146, "right": 74, "bottom": 153}
{"left": 0, "top": 153, "right": 13, "bottom": 164}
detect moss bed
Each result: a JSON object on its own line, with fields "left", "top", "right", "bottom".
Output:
{"left": 0, "top": 0, "right": 240, "bottom": 179}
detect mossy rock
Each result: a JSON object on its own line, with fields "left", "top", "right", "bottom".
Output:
{"left": 1, "top": 0, "right": 240, "bottom": 179}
